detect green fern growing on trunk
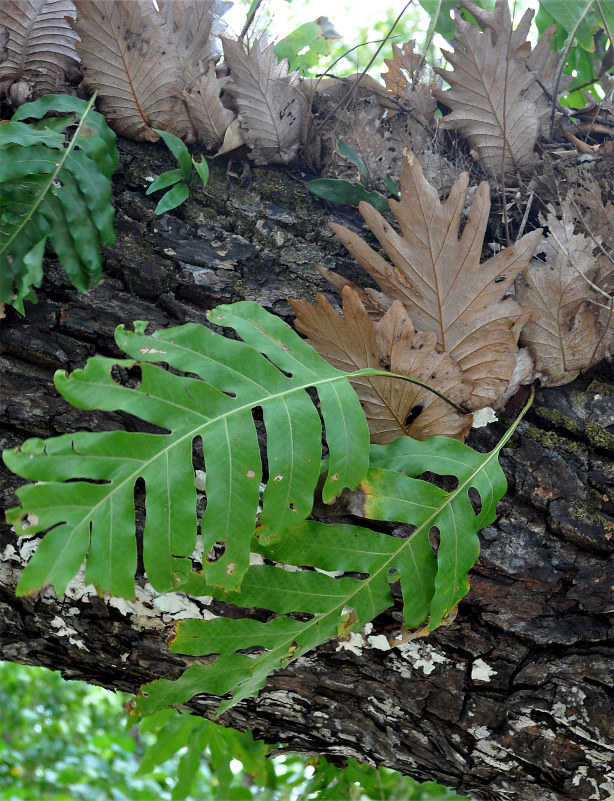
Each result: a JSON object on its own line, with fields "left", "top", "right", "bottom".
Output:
{"left": 3, "top": 301, "right": 528, "bottom": 714}
{"left": 0, "top": 93, "right": 118, "bottom": 313}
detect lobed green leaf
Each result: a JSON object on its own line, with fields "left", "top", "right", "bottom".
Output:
{"left": 3, "top": 303, "right": 370, "bottom": 598}
{"left": 137, "top": 414, "right": 524, "bottom": 716}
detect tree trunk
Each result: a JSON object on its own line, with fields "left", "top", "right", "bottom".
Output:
{"left": 1, "top": 139, "right": 612, "bottom": 801}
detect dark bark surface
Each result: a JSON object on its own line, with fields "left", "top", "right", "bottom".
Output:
{"left": 1, "top": 139, "right": 613, "bottom": 801}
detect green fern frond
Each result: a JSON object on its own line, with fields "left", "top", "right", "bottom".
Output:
{"left": 135, "top": 426, "right": 518, "bottom": 716}
{"left": 3, "top": 303, "right": 370, "bottom": 597}
{"left": 0, "top": 94, "right": 118, "bottom": 313}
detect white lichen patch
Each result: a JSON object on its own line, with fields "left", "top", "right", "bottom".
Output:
{"left": 367, "top": 696, "right": 402, "bottom": 719}
{"left": 105, "top": 581, "right": 215, "bottom": 629}
{"left": 194, "top": 469, "right": 206, "bottom": 491}
{"left": 472, "top": 739, "right": 518, "bottom": 771}
{"left": 397, "top": 641, "right": 449, "bottom": 675}
{"left": 314, "top": 566, "right": 345, "bottom": 578}
{"left": 16, "top": 537, "right": 41, "bottom": 563}
{"left": 472, "top": 407, "right": 498, "bottom": 428}
{"left": 152, "top": 593, "right": 204, "bottom": 621}
{"left": 572, "top": 766, "right": 603, "bottom": 800}
{"left": 336, "top": 631, "right": 365, "bottom": 656}
{"left": 471, "top": 658, "right": 497, "bottom": 682}
{"left": 337, "top": 621, "right": 400, "bottom": 655}
{"left": 366, "top": 633, "right": 392, "bottom": 651}
{"left": 50, "top": 616, "right": 87, "bottom": 650}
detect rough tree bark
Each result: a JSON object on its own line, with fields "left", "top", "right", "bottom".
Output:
{"left": 1, "top": 140, "right": 613, "bottom": 801}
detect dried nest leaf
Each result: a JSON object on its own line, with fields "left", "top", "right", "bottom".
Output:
{"left": 382, "top": 41, "right": 425, "bottom": 96}
{"left": 518, "top": 203, "right": 614, "bottom": 385}
{"left": 221, "top": 35, "right": 307, "bottom": 165}
{"left": 570, "top": 172, "right": 614, "bottom": 287}
{"left": 434, "top": 0, "right": 550, "bottom": 180}
{"left": 290, "top": 287, "right": 473, "bottom": 443}
{"left": 73, "top": 0, "right": 230, "bottom": 142}
{"left": 0, "top": 0, "right": 80, "bottom": 106}
{"left": 326, "top": 148, "right": 541, "bottom": 409}
{"left": 74, "top": 0, "right": 187, "bottom": 141}
{"left": 314, "top": 266, "right": 385, "bottom": 319}
{"left": 182, "top": 60, "right": 236, "bottom": 149}
{"left": 461, "top": 0, "right": 533, "bottom": 48}
{"left": 324, "top": 98, "right": 393, "bottom": 192}
{"left": 157, "top": 0, "right": 230, "bottom": 69}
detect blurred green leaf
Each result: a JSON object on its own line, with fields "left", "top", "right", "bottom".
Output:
{"left": 192, "top": 155, "right": 209, "bottom": 188}
{"left": 145, "top": 168, "right": 183, "bottom": 194}
{"left": 307, "top": 177, "right": 390, "bottom": 212}
{"left": 0, "top": 93, "right": 117, "bottom": 313}
{"left": 338, "top": 138, "right": 370, "bottom": 185}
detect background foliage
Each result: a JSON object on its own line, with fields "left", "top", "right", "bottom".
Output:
{"left": 0, "top": 662, "right": 469, "bottom": 800}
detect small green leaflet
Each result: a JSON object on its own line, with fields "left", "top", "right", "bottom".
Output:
{"left": 146, "top": 128, "right": 209, "bottom": 215}
{"left": 3, "top": 302, "right": 370, "bottom": 597}
{"left": 136, "top": 398, "right": 530, "bottom": 716}
{"left": 306, "top": 178, "right": 390, "bottom": 214}
{"left": 0, "top": 93, "right": 118, "bottom": 313}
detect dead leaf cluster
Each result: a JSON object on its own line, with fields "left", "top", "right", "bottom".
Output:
{"left": 293, "top": 148, "right": 543, "bottom": 441}
{"left": 0, "top": 0, "right": 567, "bottom": 175}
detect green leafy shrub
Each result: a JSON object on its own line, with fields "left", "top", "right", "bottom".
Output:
{"left": 0, "top": 93, "right": 118, "bottom": 313}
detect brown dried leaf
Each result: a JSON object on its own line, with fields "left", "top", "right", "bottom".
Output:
{"left": 221, "top": 35, "right": 307, "bottom": 165}
{"left": 74, "top": 0, "right": 187, "bottom": 141}
{"left": 0, "top": 0, "right": 80, "bottom": 105}
{"left": 314, "top": 266, "right": 385, "bottom": 319}
{"left": 518, "top": 204, "right": 614, "bottom": 386}
{"left": 434, "top": 0, "right": 549, "bottom": 179}
{"left": 460, "top": 0, "right": 533, "bottom": 49}
{"left": 571, "top": 172, "right": 614, "bottom": 289}
{"left": 328, "top": 148, "right": 541, "bottom": 409}
{"left": 382, "top": 41, "right": 424, "bottom": 97}
{"left": 291, "top": 287, "right": 473, "bottom": 443}
{"left": 157, "top": 0, "right": 231, "bottom": 73}
{"left": 182, "top": 60, "right": 236, "bottom": 148}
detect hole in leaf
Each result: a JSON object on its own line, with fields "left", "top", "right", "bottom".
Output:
{"left": 468, "top": 486, "right": 482, "bottom": 516}
{"left": 206, "top": 541, "right": 226, "bottom": 562}
{"left": 192, "top": 434, "right": 205, "bottom": 475}
{"left": 110, "top": 363, "right": 142, "bottom": 389}
{"left": 261, "top": 351, "right": 293, "bottom": 379}
{"left": 391, "top": 524, "right": 415, "bottom": 539}
{"left": 428, "top": 526, "right": 440, "bottom": 554}
{"left": 404, "top": 405, "right": 423, "bottom": 427}
{"left": 133, "top": 476, "right": 146, "bottom": 574}
{"left": 251, "top": 407, "right": 269, "bottom": 485}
